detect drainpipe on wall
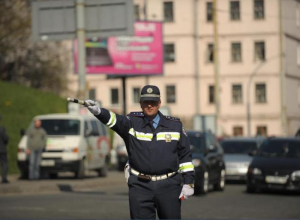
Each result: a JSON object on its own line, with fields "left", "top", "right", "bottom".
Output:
{"left": 213, "top": 0, "right": 221, "bottom": 136}
{"left": 194, "top": 0, "right": 200, "bottom": 116}
{"left": 279, "top": 0, "right": 287, "bottom": 136}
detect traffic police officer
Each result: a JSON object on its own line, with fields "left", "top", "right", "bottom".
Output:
{"left": 85, "top": 85, "right": 194, "bottom": 219}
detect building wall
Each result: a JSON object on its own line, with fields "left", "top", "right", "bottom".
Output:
{"left": 66, "top": 0, "right": 300, "bottom": 136}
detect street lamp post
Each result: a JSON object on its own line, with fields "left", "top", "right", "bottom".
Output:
{"left": 246, "top": 54, "right": 283, "bottom": 137}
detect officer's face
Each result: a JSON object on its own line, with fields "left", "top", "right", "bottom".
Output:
{"left": 140, "top": 100, "right": 161, "bottom": 119}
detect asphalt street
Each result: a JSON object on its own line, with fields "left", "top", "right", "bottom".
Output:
{"left": 0, "top": 171, "right": 300, "bottom": 219}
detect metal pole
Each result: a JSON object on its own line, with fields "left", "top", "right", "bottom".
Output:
{"left": 122, "top": 76, "right": 127, "bottom": 115}
{"left": 246, "top": 54, "right": 282, "bottom": 136}
{"left": 194, "top": 0, "right": 200, "bottom": 116}
{"left": 76, "top": 0, "right": 87, "bottom": 99}
{"left": 278, "top": 0, "right": 286, "bottom": 136}
{"left": 144, "top": 0, "right": 150, "bottom": 85}
{"left": 246, "top": 61, "right": 265, "bottom": 137}
{"left": 213, "top": 0, "right": 220, "bottom": 136}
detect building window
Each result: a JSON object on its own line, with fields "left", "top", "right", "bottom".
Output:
{"left": 297, "top": 45, "right": 300, "bottom": 66}
{"left": 134, "top": 5, "right": 140, "bottom": 21}
{"left": 256, "top": 126, "right": 267, "bottom": 136}
{"left": 207, "top": 43, "right": 214, "bottom": 63}
{"left": 255, "top": 41, "right": 265, "bottom": 61}
{"left": 232, "top": 84, "right": 243, "bottom": 104}
{"left": 164, "top": 1, "right": 174, "bottom": 22}
{"left": 230, "top": 1, "right": 240, "bottom": 20}
{"left": 209, "top": 85, "right": 215, "bottom": 104}
{"left": 166, "top": 85, "right": 176, "bottom": 103}
{"left": 89, "top": 88, "right": 96, "bottom": 100}
{"left": 255, "top": 83, "right": 266, "bottom": 103}
{"left": 233, "top": 126, "right": 243, "bottom": 136}
{"left": 133, "top": 87, "right": 140, "bottom": 104}
{"left": 206, "top": 2, "right": 213, "bottom": 22}
{"left": 164, "top": 43, "right": 175, "bottom": 62}
{"left": 111, "top": 88, "right": 119, "bottom": 105}
{"left": 254, "top": 0, "right": 264, "bottom": 19}
{"left": 231, "top": 43, "right": 242, "bottom": 62}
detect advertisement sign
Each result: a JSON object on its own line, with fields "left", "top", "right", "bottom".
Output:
{"left": 74, "top": 21, "right": 163, "bottom": 75}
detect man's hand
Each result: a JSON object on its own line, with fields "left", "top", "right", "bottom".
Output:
{"left": 85, "top": 100, "right": 101, "bottom": 115}
{"left": 179, "top": 184, "right": 194, "bottom": 200}
{"left": 124, "top": 162, "right": 130, "bottom": 183}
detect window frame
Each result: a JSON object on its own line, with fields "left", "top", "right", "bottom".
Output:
{"left": 209, "top": 85, "right": 215, "bottom": 104}
{"left": 207, "top": 43, "right": 214, "bottom": 63}
{"left": 232, "top": 84, "right": 243, "bottom": 104}
{"left": 164, "top": 1, "right": 174, "bottom": 22}
{"left": 164, "top": 43, "right": 175, "bottom": 62}
{"left": 254, "top": 0, "right": 265, "bottom": 20}
{"left": 134, "top": 4, "right": 140, "bottom": 21}
{"left": 256, "top": 126, "right": 268, "bottom": 137}
{"left": 231, "top": 42, "right": 242, "bottom": 62}
{"left": 166, "top": 85, "right": 176, "bottom": 104}
{"left": 233, "top": 126, "right": 244, "bottom": 136}
{"left": 254, "top": 41, "right": 265, "bottom": 61}
{"left": 110, "top": 88, "right": 119, "bottom": 105}
{"left": 206, "top": 2, "right": 213, "bottom": 22}
{"left": 132, "top": 87, "right": 141, "bottom": 104}
{"left": 255, "top": 83, "right": 267, "bottom": 103}
{"left": 230, "top": 1, "right": 240, "bottom": 21}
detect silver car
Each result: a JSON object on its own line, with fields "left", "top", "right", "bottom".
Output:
{"left": 221, "top": 138, "right": 265, "bottom": 181}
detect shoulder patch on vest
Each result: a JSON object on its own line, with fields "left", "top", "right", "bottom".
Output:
{"left": 130, "top": 112, "right": 144, "bottom": 117}
{"left": 165, "top": 115, "right": 180, "bottom": 122}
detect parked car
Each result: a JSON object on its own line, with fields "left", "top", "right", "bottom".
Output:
{"left": 18, "top": 113, "right": 111, "bottom": 179}
{"left": 221, "top": 137, "right": 265, "bottom": 181}
{"left": 247, "top": 137, "right": 300, "bottom": 193}
{"left": 187, "top": 130, "right": 226, "bottom": 195}
{"left": 295, "top": 128, "right": 300, "bottom": 137}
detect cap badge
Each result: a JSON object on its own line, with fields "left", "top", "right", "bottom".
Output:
{"left": 165, "top": 134, "right": 171, "bottom": 142}
{"left": 147, "top": 88, "right": 153, "bottom": 93}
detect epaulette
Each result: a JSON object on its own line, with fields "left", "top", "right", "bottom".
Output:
{"left": 130, "top": 112, "right": 144, "bottom": 117}
{"left": 165, "top": 115, "right": 180, "bottom": 122}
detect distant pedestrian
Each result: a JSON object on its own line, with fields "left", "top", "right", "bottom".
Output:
{"left": 0, "top": 114, "right": 9, "bottom": 184}
{"left": 27, "top": 119, "right": 47, "bottom": 180}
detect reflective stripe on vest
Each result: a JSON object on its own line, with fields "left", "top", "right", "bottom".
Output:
{"left": 106, "top": 111, "right": 117, "bottom": 128}
{"left": 129, "top": 128, "right": 153, "bottom": 141}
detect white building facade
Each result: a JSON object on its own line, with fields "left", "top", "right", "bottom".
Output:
{"left": 68, "top": 0, "right": 300, "bottom": 137}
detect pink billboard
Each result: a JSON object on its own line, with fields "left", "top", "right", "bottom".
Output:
{"left": 74, "top": 21, "right": 163, "bottom": 75}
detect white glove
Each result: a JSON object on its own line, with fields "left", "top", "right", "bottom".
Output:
{"left": 124, "top": 162, "right": 130, "bottom": 183}
{"left": 179, "top": 184, "right": 194, "bottom": 200}
{"left": 85, "top": 100, "right": 101, "bottom": 115}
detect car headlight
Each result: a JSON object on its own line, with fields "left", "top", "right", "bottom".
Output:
{"left": 64, "top": 147, "right": 78, "bottom": 153}
{"left": 192, "top": 159, "right": 201, "bottom": 167}
{"left": 291, "top": 171, "right": 300, "bottom": 180}
{"left": 249, "top": 167, "right": 262, "bottom": 175}
{"left": 253, "top": 168, "right": 262, "bottom": 175}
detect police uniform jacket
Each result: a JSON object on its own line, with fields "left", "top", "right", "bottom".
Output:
{"left": 0, "top": 126, "right": 9, "bottom": 153}
{"left": 96, "top": 109, "right": 194, "bottom": 184}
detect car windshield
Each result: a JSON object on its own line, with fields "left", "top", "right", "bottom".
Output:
{"left": 40, "top": 119, "right": 80, "bottom": 136}
{"left": 188, "top": 133, "right": 205, "bottom": 154}
{"left": 222, "top": 141, "right": 257, "bottom": 154}
{"left": 258, "top": 140, "right": 300, "bottom": 158}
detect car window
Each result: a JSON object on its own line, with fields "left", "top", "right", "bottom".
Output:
{"left": 188, "top": 133, "right": 206, "bottom": 154}
{"left": 222, "top": 141, "right": 257, "bottom": 154}
{"left": 97, "top": 121, "right": 107, "bottom": 136}
{"left": 40, "top": 119, "right": 80, "bottom": 136}
{"left": 91, "top": 120, "right": 100, "bottom": 136}
{"left": 84, "top": 121, "right": 89, "bottom": 135}
{"left": 258, "top": 140, "right": 300, "bottom": 158}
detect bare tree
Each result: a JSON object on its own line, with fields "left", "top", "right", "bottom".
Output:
{"left": 0, "top": 0, "right": 70, "bottom": 94}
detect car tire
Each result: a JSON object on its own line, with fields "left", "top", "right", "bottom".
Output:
{"left": 214, "top": 169, "right": 225, "bottom": 191}
{"left": 246, "top": 183, "right": 256, "bottom": 193}
{"left": 49, "top": 173, "right": 58, "bottom": 179}
{"left": 98, "top": 160, "right": 108, "bottom": 177}
{"left": 195, "top": 171, "right": 209, "bottom": 195}
{"left": 75, "top": 159, "right": 85, "bottom": 179}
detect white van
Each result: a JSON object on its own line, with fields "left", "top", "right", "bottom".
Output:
{"left": 17, "top": 113, "right": 111, "bottom": 179}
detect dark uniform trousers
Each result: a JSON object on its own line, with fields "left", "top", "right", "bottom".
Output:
{"left": 95, "top": 109, "right": 194, "bottom": 219}
{"left": 0, "top": 153, "right": 8, "bottom": 182}
{"left": 128, "top": 173, "right": 182, "bottom": 219}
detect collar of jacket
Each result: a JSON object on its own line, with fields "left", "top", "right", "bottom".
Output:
{"left": 141, "top": 111, "right": 169, "bottom": 129}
